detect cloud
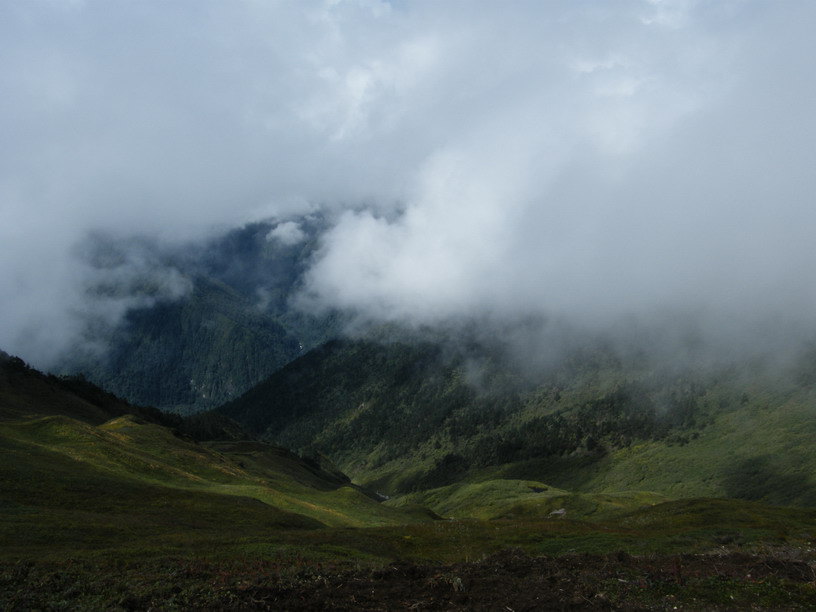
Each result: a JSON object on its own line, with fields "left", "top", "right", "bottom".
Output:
{"left": 1, "top": 1, "right": 815, "bottom": 365}
{"left": 267, "top": 222, "right": 307, "bottom": 247}
{"left": 300, "top": 2, "right": 816, "bottom": 343}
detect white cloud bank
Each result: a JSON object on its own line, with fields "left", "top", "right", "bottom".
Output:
{"left": 2, "top": 1, "right": 816, "bottom": 365}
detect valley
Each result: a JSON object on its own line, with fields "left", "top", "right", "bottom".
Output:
{"left": 219, "top": 336, "right": 816, "bottom": 508}
{"left": 3, "top": 334, "right": 816, "bottom": 609}
{"left": 5, "top": 0, "right": 816, "bottom": 607}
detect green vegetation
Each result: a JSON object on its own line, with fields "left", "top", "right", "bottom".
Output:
{"left": 387, "top": 478, "right": 669, "bottom": 521}
{"left": 3, "top": 347, "right": 816, "bottom": 609}
{"left": 0, "top": 350, "right": 178, "bottom": 427}
{"left": 3, "top": 489, "right": 816, "bottom": 609}
{"left": 219, "top": 338, "right": 816, "bottom": 510}
{"left": 0, "top": 413, "right": 427, "bottom": 535}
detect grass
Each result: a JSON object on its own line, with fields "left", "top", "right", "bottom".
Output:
{"left": 3, "top": 498, "right": 815, "bottom": 609}
{"left": 386, "top": 478, "right": 669, "bottom": 521}
{"left": 2, "top": 412, "right": 815, "bottom": 610}
{"left": 3, "top": 362, "right": 816, "bottom": 609}
{"left": 217, "top": 337, "right": 816, "bottom": 513}
{"left": 4, "top": 409, "right": 814, "bottom": 564}
{"left": 381, "top": 380, "right": 816, "bottom": 511}
{"left": 0, "top": 413, "right": 430, "bottom": 546}
{"left": 562, "top": 386, "right": 816, "bottom": 506}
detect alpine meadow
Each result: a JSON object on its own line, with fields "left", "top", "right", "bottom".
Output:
{"left": 3, "top": 1, "right": 816, "bottom": 609}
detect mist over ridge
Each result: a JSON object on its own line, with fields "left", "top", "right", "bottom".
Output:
{"left": 2, "top": 1, "right": 816, "bottom": 367}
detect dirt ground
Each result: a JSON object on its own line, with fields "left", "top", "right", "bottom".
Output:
{"left": 210, "top": 549, "right": 816, "bottom": 610}
{"left": 3, "top": 548, "right": 816, "bottom": 610}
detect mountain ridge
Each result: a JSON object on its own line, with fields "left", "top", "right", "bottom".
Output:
{"left": 56, "top": 218, "right": 342, "bottom": 413}
{"left": 0, "top": 347, "right": 434, "bottom": 538}
{"left": 216, "top": 335, "right": 816, "bottom": 507}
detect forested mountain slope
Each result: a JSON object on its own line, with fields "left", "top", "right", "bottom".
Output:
{"left": 64, "top": 278, "right": 302, "bottom": 412}
{"left": 219, "top": 338, "right": 816, "bottom": 507}
{"left": 57, "top": 219, "right": 340, "bottom": 413}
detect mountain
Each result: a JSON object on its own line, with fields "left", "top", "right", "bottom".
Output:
{"left": 219, "top": 336, "right": 816, "bottom": 508}
{"left": 6, "top": 347, "right": 816, "bottom": 610}
{"left": 0, "top": 348, "right": 434, "bottom": 561}
{"left": 0, "top": 349, "right": 177, "bottom": 427}
{"left": 57, "top": 218, "right": 341, "bottom": 413}
{"left": 64, "top": 277, "right": 303, "bottom": 411}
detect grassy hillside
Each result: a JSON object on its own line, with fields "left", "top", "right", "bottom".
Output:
{"left": 219, "top": 338, "right": 816, "bottom": 508}
{"left": 4, "top": 348, "right": 816, "bottom": 609}
{"left": 0, "top": 350, "right": 178, "bottom": 427}
{"left": 0, "top": 417, "right": 322, "bottom": 559}
{"left": 0, "top": 351, "right": 434, "bottom": 564}
{"left": 481, "top": 379, "right": 816, "bottom": 507}
{"left": 0, "top": 412, "right": 430, "bottom": 537}
{"left": 387, "top": 478, "right": 669, "bottom": 521}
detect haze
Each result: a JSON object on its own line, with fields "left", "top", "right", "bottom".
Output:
{"left": 2, "top": 0, "right": 816, "bottom": 366}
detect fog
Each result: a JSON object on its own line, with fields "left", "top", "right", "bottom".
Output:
{"left": 2, "top": 1, "right": 816, "bottom": 367}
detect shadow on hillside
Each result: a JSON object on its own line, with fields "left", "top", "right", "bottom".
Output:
{"left": 723, "top": 454, "right": 816, "bottom": 507}
{"left": 478, "top": 453, "right": 611, "bottom": 492}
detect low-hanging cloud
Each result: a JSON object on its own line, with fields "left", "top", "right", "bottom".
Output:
{"left": 1, "top": 1, "right": 816, "bottom": 366}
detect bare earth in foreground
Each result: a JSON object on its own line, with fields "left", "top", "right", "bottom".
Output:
{"left": 7, "top": 548, "right": 814, "bottom": 610}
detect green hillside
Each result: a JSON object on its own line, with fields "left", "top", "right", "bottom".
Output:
{"left": 4, "top": 347, "right": 816, "bottom": 609}
{"left": 0, "top": 351, "right": 434, "bottom": 562}
{"left": 0, "top": 349, "right": 178, "bottom": 427}
{"left": 219, "top": 338, "right": 816, "bottom": 509}
{"left": 387, "top": 478, "right": 669, "bottom": 521}
{"left": 0, "top": 413, "right": 428, "bottom": 544}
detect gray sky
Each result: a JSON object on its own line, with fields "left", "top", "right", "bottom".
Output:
{"left": 2, "top": 1, "right": 816, "bottom": 365}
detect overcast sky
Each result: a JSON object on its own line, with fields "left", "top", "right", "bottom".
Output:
{"left": 2, "top": 0, "right": 816, "bottom": 366}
